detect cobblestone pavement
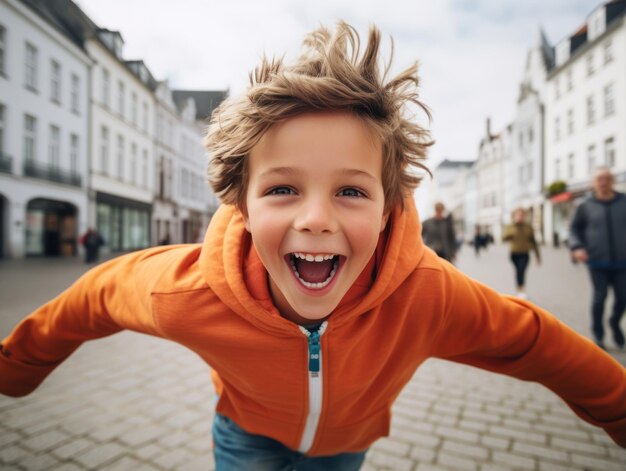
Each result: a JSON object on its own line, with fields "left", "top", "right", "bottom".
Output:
{"left": 1, "top": 245, "right": 625, "bottom": 470}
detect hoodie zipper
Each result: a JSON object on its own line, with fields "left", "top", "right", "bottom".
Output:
{"left": 297, "top": 321, "right": 328, "bottom": 453}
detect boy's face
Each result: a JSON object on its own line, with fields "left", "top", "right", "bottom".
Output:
{"left": 243, "top": 111, "right": 389, "bottom": 324}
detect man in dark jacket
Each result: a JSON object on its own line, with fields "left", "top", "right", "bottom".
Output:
{"left": 570, "top": 167, "right": 626, "bottom": 349}
{"left": 422, "top": 202, "right": 457, "bottom": 263}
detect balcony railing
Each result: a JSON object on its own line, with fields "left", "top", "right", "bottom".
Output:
{"left": 23, "top": 160, "right": 82, "bottom": 187}
{"left": 0, "top": 152, "right": 12, "bottom": 174}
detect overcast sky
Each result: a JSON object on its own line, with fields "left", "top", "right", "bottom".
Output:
{"left": 75, "top": 0, "right": 602, "bottom": 166}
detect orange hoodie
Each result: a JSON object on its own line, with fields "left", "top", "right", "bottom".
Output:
{"left": 1, "top": 200, "right": 625, "bottom": 454}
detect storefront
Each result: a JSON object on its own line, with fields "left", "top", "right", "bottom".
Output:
{"left": 25, "top": 198, "right": 77, "bottom": 256}
{"left": 96, "top": 192, "right": 151, "bottom": 252}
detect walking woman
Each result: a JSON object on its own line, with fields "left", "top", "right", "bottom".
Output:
{"left": 502, "top": 208, "right": 541, "bottom": 298}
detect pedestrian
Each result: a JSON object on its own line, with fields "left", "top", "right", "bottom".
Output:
{"left": 159, "top": 233, "right": 171, "bottom": 245}
{"left": 502, "top": 208, "right": 541, "bottom": 299}
{"left": 79, "top": 227, "right": 104, "bottom": 264}
{"left": 473, "top": 224, "right": 484, "bottom": 257}
{"left": 1, "top": 22, "right": 625, "bottom": 468}
{"left": 422, "top": 202, "right": 457, "bottom": 262}
{"left": 570, "top": 166, "right": 626, "bottom": 350}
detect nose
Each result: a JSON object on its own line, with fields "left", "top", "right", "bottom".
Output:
{"left": 293, "top": 195, "right": 339, "bottom": 234}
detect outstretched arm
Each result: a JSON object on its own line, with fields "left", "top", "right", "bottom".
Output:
{"left": 431, "top": 263, "right": 626, "bottom": 447}
{"left": 0, "top": 250, "right": 164, "bottom": 397}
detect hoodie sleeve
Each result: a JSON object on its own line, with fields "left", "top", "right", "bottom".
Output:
{"left": 431, "top": 263, "right": 626, "bottom": 448}
{"left": 0, "top": 250, "right": 164, "bottom": 397}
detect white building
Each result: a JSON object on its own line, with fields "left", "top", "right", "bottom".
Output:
{"left": 423, "top": 159, "right": 473, "bottom": 240}
{"left": 544, "top": 0, "right": 626, "bottom": 246}
{"left": 474, "top": 119, "right": 512, "bottom": 241}
{"left": 172, "top": 90, "right": 227, "bottom": 241}
{"left": 153, "top": 80, "right": 178, "bottom": 244}
{"left": 507, "top": 30, "right": 553, "bottom": 243}
{"left": 0, "top": 0, "right": 90, "bottom": 258}
{"left": 84, "top": 26, "right": 156, "bottom": 252}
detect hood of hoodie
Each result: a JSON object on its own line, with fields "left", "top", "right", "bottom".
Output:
{"left": 199, "top": 197, "right": 424, "bottom": 334}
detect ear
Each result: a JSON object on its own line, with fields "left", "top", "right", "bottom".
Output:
{"left": 239, "top": 205, "right": 251, "bottom": 232}
{"left": 380, "top": 212, "right": 390, "bottom": 232}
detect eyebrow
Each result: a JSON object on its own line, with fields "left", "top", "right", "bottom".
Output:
{"left": 259, "top": 167, "right": 378, "bottom": 182}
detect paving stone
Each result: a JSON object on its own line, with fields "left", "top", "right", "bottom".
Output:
{"left": 512, "top": 441, "right": 568, "bottom": 463}
{"left": 480, "top": 434, "right": 510, "bottom": 451}
{"left": 0, "top": 431, "right": 22, "bottom": 448}
{"left": 372, "top": 437, "right": 411, "bottom": 457}
{"left": 50, "top": 463, "right": 85, "bottom": 471}
{"left": 409, "top": 445, "right": 437, "bottom": 463}
{"left": 173, "top": 454, "right": 215, "bottom": 471}
{"left": 51, "top": 437, "right": 96, "bottom": 460}
{"left": 134, "top": 443, "right": 164, "bottom": 460}
{"left": 489, "top": 425, "right": 547, "bottom": 444}
{"left": 74, "top": 443, "right": 127, "bottom": 468}
{"left": 570, "top": 452, "right": 625, "bottom": 471}
{"left": 492, "top": 451, "right": 535, "bottom": 470}
{"left": 100, "top": 455, "right": 158, "bottom": 470}
{"left": 436, "top": 451, "right": 478, "bottom": 470}
{"left": 118, "top": 425, "right": 164, "bottom": 447}
{"left": 18, "top": 452, "right": 60, "bottom": 470}
{"left": 550, "top": 436, "right": 607, "bottom": 456}
{"left": 155, "top": 448, "right": 193, "bottom": 468}
{"left": 21, "top": 429, "right": 71, "bottom": 452}
{"left": 369, "top": 450, "right": 414, "bottom": 471}
{"left": 434, "top": 426, "right": 479, "bottom": 444}
{"left": 0, "top": 444, "right": 31, "bottom": 464}
{"left": 441, "top": 439, "right": 489, "bottom": 460}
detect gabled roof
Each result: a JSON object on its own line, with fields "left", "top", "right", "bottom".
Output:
{"left": 172, "top": 90, "right": 229, "bottom": 121}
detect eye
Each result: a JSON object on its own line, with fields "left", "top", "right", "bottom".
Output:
{"left": 338, "top": 187, "right": 365, "bottom": 198}
{"left": 266, "top": 186, "right": 296, "bottom": 196}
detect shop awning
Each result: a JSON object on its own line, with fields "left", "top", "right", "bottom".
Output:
{"left": 551, "top": 191, "right": 573, "bottom": 203}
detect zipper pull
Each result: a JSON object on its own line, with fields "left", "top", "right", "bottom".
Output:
{"left": 308, "top": 331, "right": 320, "bottom": 376}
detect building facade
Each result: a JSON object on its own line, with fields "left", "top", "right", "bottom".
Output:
{"left": 0, "top": 0, "right": 90, "bottom": 258}
{"left": 544, "top": 1, "right": 626, "bottom": 246}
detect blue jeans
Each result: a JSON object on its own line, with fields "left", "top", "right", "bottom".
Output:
{"left": 588, "top": 268, "right": 626, "bottom": 345}
{"left": 510, "top": 252, "right": 530, "bottom": 288}
{"left": 212, "top": 413, "right": 367, "bottom": 470}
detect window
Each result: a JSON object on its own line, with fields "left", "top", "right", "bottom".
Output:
{"left": 0, "top": 25, "right": 6, "bottom": 76}
{"left": 587, "top": 95, "right": 595, "bottom": 125}
{"left": 0, "top": 104, "right": 5, "bottom": 154}
{"left": 102, "top": 68, "right": 110, "bottom": 107}
{"left": 49, "top": 125, "right": 60, "bottom": 169}
{"left": 555, "top": 158, "right": 561, "bottom": 180}
{"left": 142, "top": 149, "right": 148, "bottom": 187}
{"left": 117, "top": 135, "right": 124, "bottom": 179}
{"left": 528, "top": 127, "right": 533, "bottom": 143}
{"left": 131, "top": 92, "right": 137, "bottom": 125}
{"left": 554, "top": 78, "right": 560, "bottom": 100}
{"left": 586, "top": 53, "right": 594, "bottom": 76}
{"left": 130, "top": 142, "right": 137, "bottom": 183}
{"left": 604, "top": 40, "right": 613, "bottom": 64}
{"left": 100, "top": 126, "right": 109, "bottom": 174}
{"left": 567, "top": 109, "right": 574, "bottom": 135}
{"left": 518, "top": 132, "right": 524, "bottom": 149}
{"left": 70, "top": 74, "right": 80, "bottom": 113}
{"left": 117, "top": 81, "right": 125, "bottom": 118}
{"left": 604, "top": 83, "right": 615, "bottom": 117}
{"left": 23, "top": 114, "right": 36, "bottom": 162}
{"left": 70, "top": 134, "right": 79, "bottom": 174}
{"left": 566, "top": 69, "right": 573, "bottom": 91}
{"left": 555, "top": 117, "right": 561, "bottom": 142}
{"left": 50, "top": 60, "right": 61, "bottom": 103}
{"left": 604, "top": 137, "right": 615, "bottom": 167}
{"left": 24, "top": 42, "right": 38, "bottom": 91}
{"left": 587, "top": 145, "right": 596, "bottom": 173}
{"left": 142, "top": 102, "right": 148, "bottom": 132}
{"left": 567, "top": 153, "right": 575, "bottom": 179}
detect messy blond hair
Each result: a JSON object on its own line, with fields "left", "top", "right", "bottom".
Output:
{"left": 205, "top": 21, "right": 432, "bottom": 213}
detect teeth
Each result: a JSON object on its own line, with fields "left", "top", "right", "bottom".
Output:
{"left": 293, "top": 252, "right": 336, "bottom": 261}
{"left": 289, "top": 255, "right": 339, "bottom": 290}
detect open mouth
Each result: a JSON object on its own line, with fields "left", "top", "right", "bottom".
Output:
{"left": 288, "top": 252, "right": 340, "bottom": 289}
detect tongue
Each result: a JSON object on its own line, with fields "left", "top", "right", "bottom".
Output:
{"left": 295, "top": 258, "right": 334, "bottom": 283}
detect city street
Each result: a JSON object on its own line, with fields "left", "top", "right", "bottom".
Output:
{"left": 1, "top": 244, "right": 625, "bottom": 470}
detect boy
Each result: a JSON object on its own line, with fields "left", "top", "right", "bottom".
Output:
{"left": 1, "top": 22, "right": 625, "bottom": 470}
